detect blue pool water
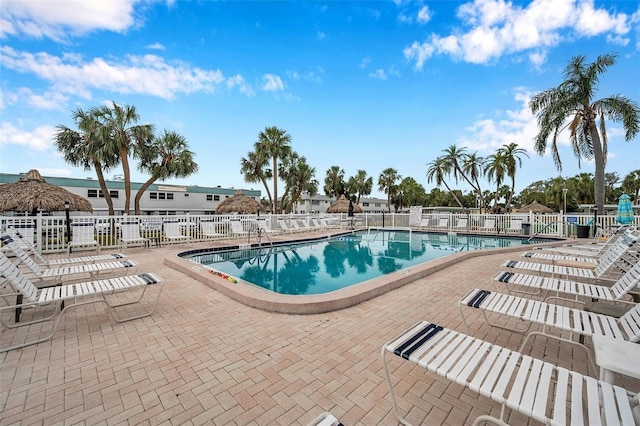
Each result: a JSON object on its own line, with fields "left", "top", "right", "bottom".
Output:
{"left": 184, "top": 230, "right": 547, "bottom": 295}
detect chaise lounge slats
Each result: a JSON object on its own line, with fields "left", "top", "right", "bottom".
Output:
{"left": 382, "top": 321, "right": 636, "bottom": 425}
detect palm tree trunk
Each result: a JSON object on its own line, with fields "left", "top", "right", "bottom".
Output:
{"left": 443, "top": 182, "right": 464, "bottom": 208}
{"left": 94, "top": 162, "right": 114, "bottom": 215}
{"left": 272, "top": 158, "right": 278, "bottom": 214}
{"left": 590, "top": 123, "right": 606, "bottom": 211}
{"left": 506, "top": 178, "right": 515, "bottom": 212}
{"left": 134, "top": 176, "right": 157, "bottom": 215}
{"left": 259, "top": 177, "right": 273, "bottom": 211}
{"left": 121, "top": 149, "right": 131, "bottom": 214}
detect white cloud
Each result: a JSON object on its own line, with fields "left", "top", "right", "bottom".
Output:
{"left": 147, "top": 42, "right": 166, "bottom": 50}
{"left": 226, "top": 74, "right": 255, "bottom": 97}
{"left": 417, "top": 6, "right": 432, "bottom": 24}
{"left": 369, "top": 69, "right": 387, "bottom": 80}
{"left": 0, "top": 122, "right": 56, "bottom": 152}
{"left": 404, "top": 0, "right": 634, "bottom": 68}
{"left": 368, "top": 66, "right": 400, "bottom": 80}
{"left": 261, "top": 74, "right": 284, "bottom": 92}
{"left": 0, "top": 47, "right": 228, "bottom": 101}
{"left": 0, "top": 0, "right": 141, "bottom": 41}
{"left": 317, "top": 31, "right": 326, "bottom": 40}
{"left": 457, "top": 89, "right": 540, "bottom": 154}
{"left": 360, "top": 57, "right": 371, "bottom": 69}
{"left": 285, "top": 68, "right": 324, "bottom": 84}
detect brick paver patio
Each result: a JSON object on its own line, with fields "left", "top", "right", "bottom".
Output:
{"left": 1, "top": 235, "right": 638, "bottom": 425}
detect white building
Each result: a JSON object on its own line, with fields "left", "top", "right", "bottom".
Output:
{"left": 0, "top": 173, "right": 261, "bottom": 216}
{"left": 292, "top": 193, "right": 390, "bottom": 214}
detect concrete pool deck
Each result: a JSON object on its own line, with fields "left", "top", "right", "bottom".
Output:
{"left": 1, "top": 231, "right": 638, "bottom": 425}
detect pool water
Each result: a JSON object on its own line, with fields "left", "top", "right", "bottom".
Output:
{"left": 184, "top": 230, "right": 544, "bottom": 295}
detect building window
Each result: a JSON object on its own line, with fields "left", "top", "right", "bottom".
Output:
{"left": 150, "top": 191, "right": 173, "bottom": 200}
{"left": 312, "top": 200, "right": 320, "bottom": 205}
{"left": 362, "top": 202, "right": 369, "bottom": 207}
{"left": 206, "top": 194, "right": 212, "bottom": 201}
{"left": 214, "top": 195, "right": 220, "bottom": 201}
{"left": 88, "top": 189, "right": 118, "bottom": 198}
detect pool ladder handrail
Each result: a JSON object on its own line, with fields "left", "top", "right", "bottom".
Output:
{"left": 248, "top": 227, "right": 274, "bottom": 248}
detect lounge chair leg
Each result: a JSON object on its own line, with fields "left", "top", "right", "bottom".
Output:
{"left": 380, "top": 346, "right": 413, "bottom": 426}
{"left": 471, "top": 414, "right": 510, "bottom": 426}
{"left": 517, "top": 331, "right": 598, "bottom": 377}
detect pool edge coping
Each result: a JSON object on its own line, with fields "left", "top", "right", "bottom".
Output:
{"left": 164, "top": 236, "right": 571, "bottom": 315}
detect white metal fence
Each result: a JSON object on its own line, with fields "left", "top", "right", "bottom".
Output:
{"left": 1, "top": 212, "right": 636, "bottom": 254}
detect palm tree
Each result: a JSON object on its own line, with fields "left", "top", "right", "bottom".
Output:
{"left": 324, "top": 166, "right": 345, "bottom": 199}
{"left": 529, "top": 53, "right": 640, "bottom": 211}
{"left": 95, "top": 102, "right": 154, "bottom": 214}
{"left": 133, "top": 130, "right": 198, "bottom": 215}
{"left": 461, "top": 152, "right": 486, "bottom": 212}
{"left": 280, "top": 153, "right": 318, "bottom": 213}
{"left": 256, "top": 126, "right": 292, "bottom": 213}
{"left": 398, "top": 177, "right": 427, "bottom": 207}
{"left": 442, "top": 145, "right": 489, "bottom": 212}
{"left": 346, "top": 170, "right": 373, "bottom": 204}
{"left": 484, "top": 151, "right": 507, "bottom": 209}
{"left": 621, "top": 170, "right": 640, "bottom": 204}
{"left": 55, "top": 107, "right": 119, "bottom": 215}
{"left": 426, "top": 158, "right": 464, "bottom": 208}
{"left": 241, "top": 146, "right": 273, "bottom": 210}
{"left": 565, "top": 173, "right": 594, "bottom": 205}
{"left": 498, "top": 143, "right": 529, "bottom": 212}
{"left": 378, "top": 167, "right": 401, "bottom": 212}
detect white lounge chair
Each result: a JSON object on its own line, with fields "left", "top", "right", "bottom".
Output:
{"left": 520, "top": 250, "right": 599, "bottom": 264}
{"left": 493, "top": 258, "right": 640, "bottom": 302}
{"left": 506, "top": 217, "right": 523, "bottom": 234}
{"left": 2, "top": 230, "right": 126, "bottom": 267}
{"left": 501, "top": 231, "right": 638, "bottom": 281}
{"left": 414, "top": 217, "right": 430, "bottom": 230}
{"left": 481, "top": 216, "right": 497, "bottom": 233}
{"left": 119, "top": 221, "right": 151, "bottom": 251}
{"left": 458, "top": 288, "right": 640, "bottom": 375}
{"left": 228, "top": 220, "right": 248, "bottom": 237}
{"left": 453, "top": 217, "right": 468, "bottom": 231}
{"left": 67, "top": 222, "right": 100, "bottom": 254}
{"left": 1, "top": 235, "right": 138, "bottom": 284}
{"left": 537, "top": 226, "right": 637, "bottom": 257}
{"left": 6, "top": 224, "right": 36, "bottom": 251}
{"left": 289, "top": 219, "right": 304, "bottom": 233}
{"left": 201, "top": 220, "right": 226, "bottom": 239}
{"left": 277, "top": 219, "right": 295, "bottom": 234}
{"left": 0, "top": 252, "right": 163, "bottom": 352}
{"left": 310, "top": 218, "right": 322, "bottom": 231}
{"left": 163, "top": 220, "right": 189, "bottom": 245}
{"left": 256, "top": 218, "right": 278, "bottom": 235}
{"left": 433, "top": 217, "right": 449, "bottom": 229}
{"left": 382, "top": 320, "right": 636, "bottom": 426}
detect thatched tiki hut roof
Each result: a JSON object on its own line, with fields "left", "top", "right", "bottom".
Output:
{"left": 215, "top": 190, "right": 261, "bottom": 214}
{"left": 326, "top": 195, "right": 363, "bottom": 214}
{"left": 518, "top": 200, "right": 554, "bottom": 214}
{"left": 0, "top": 169, "right": 93, "bottom": 213}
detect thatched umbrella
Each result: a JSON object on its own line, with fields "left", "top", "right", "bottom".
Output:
{"left": 0, "top": 169, "right": 93, "bottom": 213}
{"left": 326, "top": 195, "right": 363, "bottom": 214}
{"left": 215, "top": 190, "right": 261, "bottom": 214}
{"left": 518, "top": 200, "right": 554, "bottom": 214}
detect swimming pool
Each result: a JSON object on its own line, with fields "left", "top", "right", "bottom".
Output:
{"left": 182, "top": 230, "right": 548, "bottom": 296}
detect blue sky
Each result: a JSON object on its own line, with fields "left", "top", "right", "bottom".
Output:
{"left": 1, "top": 0, "right": 639, "bottom": 199}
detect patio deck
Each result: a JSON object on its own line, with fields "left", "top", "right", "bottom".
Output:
{"left": 1, "top": 233, "right": 638, "bottom": 425}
